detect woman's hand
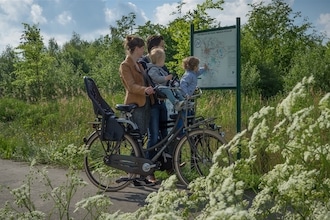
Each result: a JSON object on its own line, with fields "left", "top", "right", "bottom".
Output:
{"left": 145, "top": 86, "right": 155, "bottom": 95}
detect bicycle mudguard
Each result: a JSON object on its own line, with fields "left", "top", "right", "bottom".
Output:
{"left": 103, "top": 155, "right": 155, "bottom": 176}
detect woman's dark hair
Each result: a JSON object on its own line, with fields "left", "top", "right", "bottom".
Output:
{"left": 124, "top": 35, "right": 145, "bottom": 54}
{"left": 146, "top": 35, "right": 164, "bottom": 53}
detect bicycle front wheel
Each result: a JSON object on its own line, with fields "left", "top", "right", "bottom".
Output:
{"left": 173, "top": 129, "right": 230, "bottom": 186}
{"left": 84, "top": 131, "right": 141, "bottom": 192}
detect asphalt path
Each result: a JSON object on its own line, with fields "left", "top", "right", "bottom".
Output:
{"left": 0, "top": 159, "right": 160, "bottom": 219}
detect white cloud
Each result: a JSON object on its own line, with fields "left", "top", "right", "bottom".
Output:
{"left": 213, "top": 0, "right": 250, "bottom": 26}
{"left": 105, "top": 2, "right": 148, "bottom": 25}
{"left": 153, "top": 0, "right": 219, "bottom": 26}
{"left": 0, "top": 0, "right": 34, "bottom": 51}
{"left": 154, "top": 3, "right": 178, "bottom": 25}
{"left": 317, "top": 13, "right": 330, "bottom": 39}
{"left": 127, "top": 2, "right": 148, "bottom": 21}
{"left": 153, "top": 0, "right": 250, "bottom": 27}
{"left": 57, "top": 11, "right": 73, "bottom": 26}
{"left": 0, "top": 0, "right": 329, "bottom": 54}
{"left": 81, "top": 28, "right": 109, "bottom": 42}
{"left": 104, "top": 8, "right": 117, "bottom": 24}
{"left": 30, "top": 4, "right": 47, "bottom": 24}
{"left": 42, "top": 32, "right": 68, "bottom": 49}
{"left": 0, "top": 25, "right": 21, "bottom": 50}
{"left": 0, "top": 0, "right": 33, "bottom": 22}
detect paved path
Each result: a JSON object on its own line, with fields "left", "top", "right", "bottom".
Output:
{"left": 0, "top": 159, "right": 159, "bottom": 219}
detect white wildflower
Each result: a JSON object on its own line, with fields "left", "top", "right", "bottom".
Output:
{"left": 319, "top": 92, "right": 330, "bottom": 108}
{"left": 285, "top": 106, "right": 314, "bottom": 140}
{"left": 317, "top": 108, "right": 330, "bottom": 129}
{"left": 248, "top": 106, "right": 274, "bottom": 130}
{"left": 272, "top": 118, "right": 287, "bottom": 133}
{"left": 276, "top": 76, "right": 313, "bottom": 118}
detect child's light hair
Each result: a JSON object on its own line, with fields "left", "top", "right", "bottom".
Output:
{"left": 149, "top": 47, "right": 165, "bottom": 64}
{"left": 182, "top": 56, "right": 200, "bottom": 71}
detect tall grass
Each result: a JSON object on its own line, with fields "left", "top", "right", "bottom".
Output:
{"left": 0, "top": 81, "right": 325, "bottom": 174}
{"left": 1, "top": 76, "right": 329, "bottom": 219}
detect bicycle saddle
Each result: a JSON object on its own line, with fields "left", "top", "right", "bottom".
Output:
{"left": 115, "top": 103, "right": 138, "bottom": 112}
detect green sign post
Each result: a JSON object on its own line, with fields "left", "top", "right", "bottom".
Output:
{"left": 191, "top": 17, "right": 241, "bottom": 159}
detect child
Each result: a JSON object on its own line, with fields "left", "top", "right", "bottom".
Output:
{"left": 147, "top": 47, "right": 185, "bottom": 111}
{"left": 176, "top": 56, "right": 208, "bottom": 139}
{"left": 180, "top": 56, "right": 208, "bottom": 99}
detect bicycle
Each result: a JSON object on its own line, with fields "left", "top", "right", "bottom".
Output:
{"left": 82, "top": 76, "right": 232, "bottom": 192}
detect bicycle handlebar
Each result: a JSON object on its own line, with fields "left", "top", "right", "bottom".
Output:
{"left": 189, "top": 87, "right": 202, "bottom": 99}
{"left": 153, "top": 85, "right": 202, "bottom": 100}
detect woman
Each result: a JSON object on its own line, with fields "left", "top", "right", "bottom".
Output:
{"left": 119, "top": 35, "right": 156, "bottom": 186}
{"left": 119, "top": 35, "right": 155, "bottom": 136}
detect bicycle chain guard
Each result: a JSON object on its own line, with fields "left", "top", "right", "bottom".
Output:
{"left": 103, "top": 154, "right": 155, "bottom": 176}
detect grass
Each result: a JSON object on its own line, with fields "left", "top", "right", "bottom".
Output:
{"left": 0, "top": 86, "right": 325, "bottom": 174}
{"left": 1, "top": 76, "right": 329, "bottom": 219}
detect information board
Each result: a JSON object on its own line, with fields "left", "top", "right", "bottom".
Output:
{"left": 192, "top": 26, "right": 237, "bottom": 88}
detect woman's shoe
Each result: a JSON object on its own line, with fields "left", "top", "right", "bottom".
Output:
{"left": 146, "top": 175, "right": 157, "bottom": 183}
{"left": 133, "top": 179, "right": 155, "bottom": 187}
{"left": 132, "top": 176, "right": 156, "bottom": 187}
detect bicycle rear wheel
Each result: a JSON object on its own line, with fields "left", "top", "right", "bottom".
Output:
{"left": 173, "top": 129, "right": 230, "bottom": 186}
{"left": 84, "top": 131, "right": 141, "bottom": 192}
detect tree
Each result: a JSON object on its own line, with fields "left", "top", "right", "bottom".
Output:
{"left": 241, "top": 0, "right": 322, "bottom": 97}
{"left": 13, "top": 23, "right": 54, "bottom": 102}
{"left": 86, "top": 35, "right": 124, "bottom": 93}
{"left": 0, "top": 46, "right": 16, "bottom": 97}
{"left": 166, "top": 0, "right": 224, "bottom": 74}
{"left": 109, "top": 12, "right": 136, "bottom": 41}
{"left": 285, "top": 44, "right": 330, "bottom": 92}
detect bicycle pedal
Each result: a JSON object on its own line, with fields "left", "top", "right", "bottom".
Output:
{"left": 179, "top": 162, "right": 186, "bottom": 167}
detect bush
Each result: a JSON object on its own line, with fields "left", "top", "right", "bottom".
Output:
{"left": 0, "top": 98, "right": 27, "bottom": 122}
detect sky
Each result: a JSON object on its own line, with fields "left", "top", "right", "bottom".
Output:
{"left": 0, "top": 0, "right": 329, "bottom": 53}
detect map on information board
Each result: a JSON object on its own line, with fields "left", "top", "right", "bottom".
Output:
{"left": 192, "top": 27, "right": 237, "bottom": 88}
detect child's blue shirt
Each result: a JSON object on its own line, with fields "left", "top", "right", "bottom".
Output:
{"left": 180, "top": 67, "right": 205, "bottom": 97}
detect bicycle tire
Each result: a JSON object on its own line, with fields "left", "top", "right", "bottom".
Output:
{"left": 173, "top": 129, "right": 230, "bottom": 186}
{"left": 84, "top": 131, "right": 141, "bottom": 192}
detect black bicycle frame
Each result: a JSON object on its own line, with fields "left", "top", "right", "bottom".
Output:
{"left": 132, "top": 109, "right": 188, "bottom": 163}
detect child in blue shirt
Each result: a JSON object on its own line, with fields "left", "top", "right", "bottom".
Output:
{"left": 176, "top": 56, "right": 208, "bottom": 139}
{"left": 180, "top": 56, "right": 208, "bottom": 98}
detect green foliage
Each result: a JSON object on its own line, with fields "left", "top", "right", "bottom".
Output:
{"left": 0, "top": 46, "right": 16, "bottom": 96}
{"left": 166, "top": 0, "right": 224, "bottom": 75}
{"left": 285, "top": 45, "right": 330, "bottom": 92}
{"left": 241, "top": 61, "right": 260, "bottom": 95}
{"left": 0, "top": 0, "right": 328, "bottom": 102}
{"left": 1, "top": 1, "right": 330, "bottom": 218}
{"left": 0, "top": 77, "right": 329, "bottom": 219}
{"left": 110, "top": 12, "right": 136, "bottom": 39}
{"left": 0, "top": 136, "right": 17, "bottom": 159}
{"left": 0, "top": 98, "right": 27, "bottom": 122}
{"left": 117, "top": 76, "right": 328, "bottom": 219}
{"left": 13, "top": 23, "right": 53, "bottom": 102}
{"left": 0, "top": 90, "right": 124, "bottom": 166}
{"left": 241, "top": 0, "right": 322, "bottom": 98}
{"left": 257, "top": 63, "right": 283, "bottom": 99}
{"left": 226, "top": 76, "right": 330, "bottom": 219}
